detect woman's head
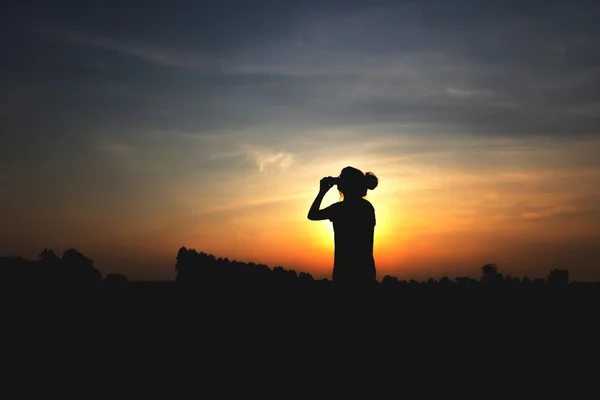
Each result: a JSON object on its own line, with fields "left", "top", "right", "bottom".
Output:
{"left": 337, "top": 166, "right": 378, "bottom": 199}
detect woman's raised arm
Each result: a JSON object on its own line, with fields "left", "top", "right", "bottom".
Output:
{"left": 307, "top": 177, "right": 336, "bottom": 220}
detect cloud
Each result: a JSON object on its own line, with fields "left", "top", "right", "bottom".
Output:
{"left": 242, "top": 145, "right": 295, "bottom": 173}
{"left": 445, "top": 86, "right": 494, "bottom": 100}
{"left": 257, "top": 152, "right": 295, "bottom": 172}
{"left": 192, "top": 191, "right": 312, "bottom": 217}
{"left": 26, "top": 1, "right": 598, "bottom": 140}
{"left": 519, "top": 206, "right": 580, "bottom": 221}
{"left": 55, "top": 30, "right": 225, "bottom": 71}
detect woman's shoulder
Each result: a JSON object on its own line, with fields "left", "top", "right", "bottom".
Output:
{"left": 361, "top": 198, "right": 375, "bottom": 209}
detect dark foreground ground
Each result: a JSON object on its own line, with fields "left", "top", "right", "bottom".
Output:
{"left": 1, "top": 280, "right": 598, "bottom": 391}
{"left": 5, "top": 280, "right": 599, "bottom": 334}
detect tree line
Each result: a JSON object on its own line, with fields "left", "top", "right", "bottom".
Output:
{"left": 174, "top": 247, "right": 579, "bottom": 289}
{"left": 0, "top": 246, "right": 592, "bottom": 290}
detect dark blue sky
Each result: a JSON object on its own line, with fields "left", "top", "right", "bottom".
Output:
{"left": 5, "top": 1, "right": 600, "bottom": 135}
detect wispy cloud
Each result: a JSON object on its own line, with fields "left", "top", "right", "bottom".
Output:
{"left": 257, "top": 152, "right": 295, "bottom": 172}
{"left": 445, "top": 86, "right": 494, "bottom": 99}
{"left": 58, "top": 30, "right": 224, "bottom": 71}
{"left": 519, "top": 206, "right": 579, "bottom": 220}
{"left": 193, "top": 191, "right": 312, "bottom": 217}
{"left": 242, "top": 145, "right": 295, "bottom": 173}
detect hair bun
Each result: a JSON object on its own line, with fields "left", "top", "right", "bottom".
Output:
{"left": 364, "top": 172, "right": 378, "bottom": 190}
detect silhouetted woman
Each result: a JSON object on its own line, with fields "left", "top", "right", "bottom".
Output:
{"left": 307, "top": 166, "right": 378, "bottom": 287}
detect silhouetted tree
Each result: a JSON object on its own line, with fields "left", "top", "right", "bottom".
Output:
{"left": 547, "top": 269, "right": 569, "bottom": 287}
{"left": 62, "top": 249, "right": 102, "bottom": 284}
{"left": 439, "top": 276, "right": 453, "bottom": 287}
{"left": 175, "top": 247, "right": 200, "bottom": 282}
{"left": 382, "top": 275, "right": 399, "bottom": 286}
{"left": 455, "top": 277, "right": 478, "bottom": 287}
{"left": 39, "top": 248, "right": 61, "bottom": 265}
{"left": 480, "top": 263, "right": 503, "bottom": 286}
{"left": 298, "top": 272, "right": 314, "bottom": 283}
{"left": 504, "top": 274, "right": 521, "bottom": 287}
{"left": 0, "top": 255, "right": 30, "bottom": 282}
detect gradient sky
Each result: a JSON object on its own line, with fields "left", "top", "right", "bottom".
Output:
{"left": 2, "top": 0, "right": 600, "bottom": 281}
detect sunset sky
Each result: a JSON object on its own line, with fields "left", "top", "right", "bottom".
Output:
{"left": 2, "top": 0, "right": 599, "bottom": 281}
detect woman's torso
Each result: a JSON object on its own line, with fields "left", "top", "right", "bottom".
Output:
{"left": 329, "top": 199, "right": 376, "bottom": 279}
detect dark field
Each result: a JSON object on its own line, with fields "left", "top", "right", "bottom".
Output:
{"left": 2, "top": 279, "right": 598, "bottom": 389}
{"left": 3, "top": 248, "right": 599, "bottom": 370}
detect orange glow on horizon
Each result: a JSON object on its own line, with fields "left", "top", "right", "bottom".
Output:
{"left": 3, "top": 139, "right": 600, "bottom": 282}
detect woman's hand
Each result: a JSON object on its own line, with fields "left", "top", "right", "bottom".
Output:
{"left": 320, "top": 176, "right": 336, "bottom": 193}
